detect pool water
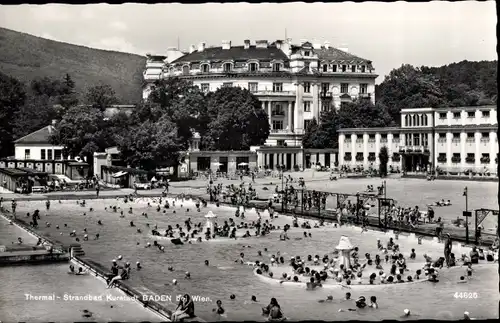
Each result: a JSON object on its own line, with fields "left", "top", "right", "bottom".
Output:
{"left": 7, "top": 197, "right": 499, "bottom": 321}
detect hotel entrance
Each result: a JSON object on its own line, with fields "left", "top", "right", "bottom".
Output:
{"left": 402, "top": 154, "right": 430, "bottom": 173}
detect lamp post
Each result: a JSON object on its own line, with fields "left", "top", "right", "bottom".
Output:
{"left": 281, "top": 166, "right": 285, "bottom": 212}
{"left": 463, "top": 187, "right": 469, "bottom": 244}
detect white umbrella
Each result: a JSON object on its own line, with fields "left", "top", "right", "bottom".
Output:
{"left": 214, "top": 162, "right": 223, "bottom": 166}
{"left": 238, "top": 162, "right": 249, "bottom": 166}
{"left": 205, "top": 211, "right": 217, "bottom": 218}
{"left": 150, "top": 176, "right": 158, "bottom": 182}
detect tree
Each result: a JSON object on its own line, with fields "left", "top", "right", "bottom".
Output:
{"left": 58, "top": 74, "right": 79, "bottom": 109}
{"left": 0, "top": 72, "right": 26, "bottom": 156}
{"left": 13, "top": 94, "right": 59, "bottom": 140}
{"left": 145, "top": 78, "right": 208, "bottom": 149}
{"left": 85, "top": 84, "right": 118, "bottom": 112}
{"left": 202, "top": 87, "right": 269, "bottom": 150}
{"left": 50, "top": 105, "right": 114, "bottom": 170}
{"left": 378, "top": 146, "right": 389, "bottom": 177}
{"left": 376, "top": 64, "right": 446, "bottom": 124}
{"left": 115, "top": 116, "right": 182, "bottom": 171}
{"left": 302, "top": 117, "right": 320, "bottom": 148}
{"left": 30, "top": 77, "right": 62, "bottom": 98}
{"left": 337, "top": 99, "right": 396, "bottom": 129}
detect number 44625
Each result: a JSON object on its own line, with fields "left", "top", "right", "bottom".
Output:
{"left": 454, "top": 292, "right": 478, "bottom": 299}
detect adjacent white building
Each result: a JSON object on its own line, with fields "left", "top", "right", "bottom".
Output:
{"left": 338, "top": 105, "right": 498, "bottom": 174}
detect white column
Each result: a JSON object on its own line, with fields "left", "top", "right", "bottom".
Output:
{"left": 460, "top": 132, "right": 466, "bottom": 169}
{"left": 375, "top": 133, "right": 381, "bottom": 164}
{"left": 363, "top": 133, "right": 369, "bottom": 166}
{"left": 490, "top": 132, "right": 497, "bottom": 172}
{"left": 446, "top": 132, "right": 452, "bottom": 169}
{"left": 339, "top": 134, "right": 345, "bottom": 165}
{"left": 295, "top": 83, "right": 303, "bottom": 134}
{"left": 312, "top": 83, "right": 319, "bottom": 120}
{"left": 287, "top": 101, "right": 293, "bottom": 131}
{"left": 267, "top": 101, "right": 272, "bottom": 128}
{"left": 351, "top": 134, "right": 357, "bottom": 164}
{"left": 474, "top": 132, "right": 481, "bottom": 171}
{"left": 388, "top": 133, "right": 394, "bottom": 166}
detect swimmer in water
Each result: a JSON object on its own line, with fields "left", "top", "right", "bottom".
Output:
{"left": 369, "top": 296, "right": 378, "bottom": 309}
{"left": 213, "top": 300, "right": 225, "bottom": 316}
{"left": 205, "top": 260, "right": 210, "bottom": 266}
{"left": 318, "top": 295, "right": 334, "bottom": 303}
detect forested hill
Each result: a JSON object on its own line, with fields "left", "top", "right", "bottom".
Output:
{"left": 376, "top": 60, "right": 498, "bottom": 123}
{"left": 0, "top": 27, "right": 145, "bottom": 104}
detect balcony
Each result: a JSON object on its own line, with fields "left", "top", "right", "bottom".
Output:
{"left": 270, "top": 129, "right": 293, "bottom": 134}
{"left": 399, "top": 145, "right": 430, "bottom": 154}
{"left": 254, "top": 90, "right": 295, "bottom": 97}
{"left": 358, "top": 93, "right": 371, "bottom": 99}
{"left": 320, "top": 91, "right": 333, "bottom": 98}
{"left": 271, "top": 111, "right": 285, "bottom": 117}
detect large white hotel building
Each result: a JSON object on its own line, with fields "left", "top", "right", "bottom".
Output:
{"left": 143, "top": 38, "right": 377, "bottom": 147}
{"left": 338, "top": 105, "right": 498, "bottom": 175}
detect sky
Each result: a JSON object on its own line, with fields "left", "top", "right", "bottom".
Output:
{"left": 0, "top": 1, "right": 497, "bottom": 83}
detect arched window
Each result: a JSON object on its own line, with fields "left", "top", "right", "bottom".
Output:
{"left": 182, "top": 65, "right": 190, "bottom": 75}
{"left": 223, "top": 63, "right": 232, "bottom": 72}
{"left": 423, "top": 114, "right": 428, "bottom": 126}
{"left": 405, "top": 115, "right": 409, "bottom": 127}
{"left": 272, "top": 63, "right": 282, "bottom": 72}
{"left": 408, "top": 115, "right": 412, "bottom": 127}
{"left": 416, "top": 114, "right": 420, "bottom": 126}
{"left": 420, "top": 114, "right": 425, "bottom": 126}
{"left": 412, "top": 115, "right": 417, "bottom": 127}
{"left": 322, "top": 64, "right": 328, "bottom": 72}
{"left": 201, "top": 64, "right": 210, "bottom": 73}
{"left": 248, "top": 62, "right": 258, "bottom": 72}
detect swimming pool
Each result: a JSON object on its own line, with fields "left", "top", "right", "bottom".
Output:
{"left": 7, "top": 197, "right": 499, "bottom": 321}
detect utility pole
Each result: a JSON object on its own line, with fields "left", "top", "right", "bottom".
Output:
{"left": 463, "top": 187, "right": 470, "bottom": 244}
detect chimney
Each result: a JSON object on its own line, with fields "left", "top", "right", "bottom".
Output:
{"left": 244, "top": 39, "right": 250, "bottom": 49}
{"left": 275, "top": 40, "right": 283, "bottom": 49}
{"left": 222, "top": 40, "right": 231, "bottom": 50}
{"left": 324, "top": 41, "right": 331, "bottom": 49}
{"left": 255, "top": 40, "right": 268, "bottom": 49}
{"left": 189, "top": 45, "right": 196, "bottom": 54}
{"left": 197, "top": 42, "right": 206, "bottom": 52}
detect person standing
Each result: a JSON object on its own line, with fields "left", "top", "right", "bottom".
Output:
{"left": 96, "top": 184, "right": 100, "bottom": 197}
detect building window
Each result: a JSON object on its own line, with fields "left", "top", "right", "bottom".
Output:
{"left": 332, "top": 65, "right": 337, "bottom": 72}
{"left": 248, "top": 82, "right": 258, "bottom": 93}
{"left": 437, "top": 153, "right": 447, "bottom": 163}
{"left": 344, "top": 152, "right": 352, "bottom": 162}
{"left": 452, "top": 133, "right": 460, "bottom": 142}
{"left": 438, "top": 133, "right": 446, "bottom": 141}
{"left": 277, "top": 140, "right": 285, "bottom": 146}
{"left": 272, "top": 63, "right": 281, "bottom": 72}
{"left": 304, "top": 51, "right": 310, "bottom": 57}
{"left": 360, "top": 84, "right": 368, "bottom": 94}
{"left": 351, "top": 65, "right": 356, "bottom": 72}
{"left": 272, "top": 83, "right": 283, "bottom": 92}
{"left": 368, "top": 134, "right": 375, "bottom": 142}
{"left": 439, "top": 112, "right": 447, "bottom": 119}
{"left": 48, "top": 150, "right": 53, "bottom": 160}
{"left": 200, "top": 83, "right": 210, "bottom": 93}
{"left": 321, "top": 83, "right": 329, "bottom": 94}
{"left": 481, "top": 132, "right": 490, "bottom": 141}
{"left": 321, "top": 102, "right": 329, "bottom": 112}
{"left": 223, "top": 63, "right": 232, "bottom": 72}
{"left": 272, "top": 120, "right": 283, "bottom": 130}
{"left": 393, "top": 134, "right": 400, "bottom": 141}
{"left": 423, "top": 114, "right": 428, "bottom": 126}
{"left": 24, "top": 149, "right": 30, "bottom": 159}
{"left": 413, "top": 134, "right": 420, "bottom": 146}
{"left": 340, "top": 83, "right": 349, "bottom": 94}
{"left": 41, "top": 149, "right": 46, "bottom": 160}
{"left": 380, "top": 134, "right": 388, "bottom": 142}
{"left": 222, "top": 82, "right": 233, "bottom": 88}
{"left": 54, "top": 149, "right": 62, "bottom": 160}
{"left": 453, "top": 112, "right": 461, "bottom": 119}
{"left": 467, "top": 111, "right": 475, "bottom": 118}
{"left": 452, "top": 153, "right": 461, "bottom": 163}
{"left": 303, "top": 82, "right": 311, "bottom": 93}
{"left": 182, "top": 65, "right": 190, "bottom": 75}
{"left": 201, "top": 64, "right": 209, "bottom": 73}
{"left": 482, "top": 110, "right": 490, "bottom": 118}
{"left": 272, "top": 104, "right": 284, "bottom": 116}
{"left": 342, "top": 65, "right": 347, "bottom": 72}
{"left": 361, "top": 65, "right": 366, "bottom": 73}
{"left": 322, "top": 64, "right": 328, "bottom": 72}
{"left": 248, "top": 62, "right": 258, "bottom": 72}
{"left": 304, "top": 119, "right": 311, "bottom": 130}
{"left": 481, "top": 153, "right": 490, "bottom": 164}
{"left": 466, "top": 133, "right": 475, "bottom": 141}
{"left": 304, "top": 101, "right": 311, "bottom": 112}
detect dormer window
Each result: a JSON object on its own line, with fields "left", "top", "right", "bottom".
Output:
{"left": 182, "top": 65, "right": 190, "bottom": 75}
{"left": 361, "top": 65, "right": 366, "bottom": 73}
{"left": 272, "top": 63, "right": 281, "bottom": 72}
{"left": 248, "top": 62, "right": 258, "bottom": 72}
{"left": 351, "top": 65, "right": 356, "bottom": 72}
{"left": 201, "top": 64, "right": 210, "bottom": 73}
{"left": 304, "top": 51, "right": 310, "bottom": 57}
{"left": 223, "top": 63, "right": 232, "bottom": 72}
{"left": 332, "top": 65, "right": 337, "bottom": 72}
{"left": 342, "top": 65, "right": 347, "bottom": 72}
{"left": 322, "top": 64, "right": 328, "bottom": 72}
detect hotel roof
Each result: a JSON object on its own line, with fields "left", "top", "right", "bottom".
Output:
{"left": 171, "top": 45, "right": 288, "bottom": 64}
{"left": 14, "top": 125, "right": 55, "bottom": 145}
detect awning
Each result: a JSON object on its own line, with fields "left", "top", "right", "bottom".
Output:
{"left": 112, "top": 171, "right": 128, "bottom": 178}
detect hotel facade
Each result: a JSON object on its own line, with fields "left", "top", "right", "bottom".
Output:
{"left": 142, "top": 38, "right": 377, "bottom": 170}
{"left": 338, "top": 105, "right": 498, "bottom": 174}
